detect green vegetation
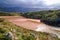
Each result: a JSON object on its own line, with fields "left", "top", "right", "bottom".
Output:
{"left": 0, "top": 18, "right": 59, "bottom": 40}
{"left": 21, "top": 10, "right": 60, "bottom": 20}
{"left": 0, "top": 12, "right": 20, "bottom": 16}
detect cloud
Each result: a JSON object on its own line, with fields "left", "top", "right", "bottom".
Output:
{"left": 0, "top": 0, "right": 60, "bottom": 8}
{"left": 0, "top": 0, "right": 47, "bottom": 8}
{"left": 44, "top": 0, "right": 60, "bottom": 6}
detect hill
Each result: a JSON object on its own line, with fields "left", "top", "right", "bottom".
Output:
{"left": 0, "top": 9, "right": 60, "bottom": 19}
{"left": 0, "top": 18, "right": 59, "bottom": 40}
{"left": 0, "top": 7, "right": 48, "bottom": 12}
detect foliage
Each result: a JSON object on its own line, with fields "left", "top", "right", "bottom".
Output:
{"left": 0, "top": 12, "right": 20, "bottom": 16}
{"left": 21, "top": 10, "right": 60, "bottom": 20}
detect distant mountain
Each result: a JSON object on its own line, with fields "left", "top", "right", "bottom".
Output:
{"left": 0, "top": 7, "right": 50, "bottom": 12}
{"left": 0, "top": 5, "right": 60, "bottom": 12}
{"left": 48, "top": 4, "right": 60, "bottom": 10}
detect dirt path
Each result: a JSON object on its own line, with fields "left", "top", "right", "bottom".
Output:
{"left": 0, "top": 16, "right": 41, "bottom": 30}
{"left": 8, "top": 18, "right": 41, "bottom": 30}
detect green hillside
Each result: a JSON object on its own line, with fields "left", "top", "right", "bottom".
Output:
{"left": 0, "top": 10, "right": 60, "bottom": 20}
{"left": 21, "top": 10, "right": 60, "bottom": 20}
{"left": 0, "top": 12, "right": 20, "bottom": 16}
{"left": 0, "top": 18, "right": 59, "bottom": 40}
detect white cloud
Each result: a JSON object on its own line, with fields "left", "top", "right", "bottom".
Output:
{"left": 16, "top": 0, "right": 42, "bottom": 3}
{"left": 43, "top": 0, "right": 60, "bottom": 5}
{"left": 2, "top": 0, "right": 45, "bottom": 8}
{"left": 4, "top": 0, "right": 42, "bottom": 4}
{"left": 13, "top": 0, "right": 60, "bottom": 6}
{"left": 1, "top": 0, "right": 60, "bottom": 8}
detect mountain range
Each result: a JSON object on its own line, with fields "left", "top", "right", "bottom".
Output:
{"left": 0, "top": 7, "right": 49, "bottom": 12}
{"left": 0, "top": 5, "right": 60, "bottom": 12}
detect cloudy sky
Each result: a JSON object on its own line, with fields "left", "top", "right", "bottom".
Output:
{"left": 0, "top": 0, "right": 60, "bottom": 8}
